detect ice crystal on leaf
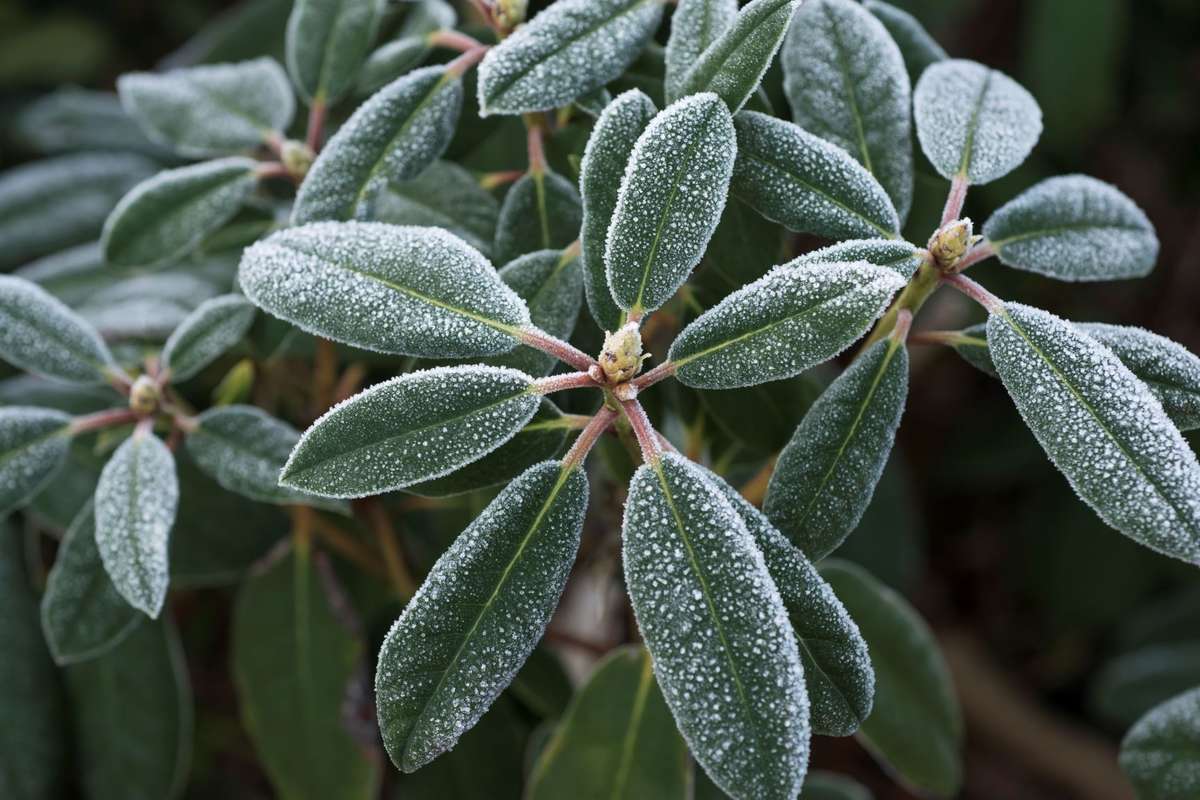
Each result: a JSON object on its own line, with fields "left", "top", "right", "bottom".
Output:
{"left": 0, "top": 406, "right": 71, "bottom": 517}
{"left": 788, "top": 238, "right": 922, "bottom": 279}
{"left": 0, "top": 275, "right": 115, "bottom": 384}
{"left": 162, "top": 294, "right": 256, "bottom": 384}
{"left": 664, "top": 0, "right": 738, "bottom": 100}
{"left": 1119, "top": 686, "right": 1200, "bottom": 799}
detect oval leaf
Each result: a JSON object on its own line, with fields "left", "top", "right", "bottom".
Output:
{"left": 1119, "top": 685, "right": 1200, "bottom": 800}
{"left": 1091, "top": 642, "right": 1200, "bottom": 728}
{"left": 0, "top": 406, "right": 72, "bottom": 517}
{"left": 623, "top": 452, "right": 809, "bottom": 800}
{"left": 375, "top": 159, "right": 499, "bottom": 257}
{"left": 238, "top": 222, "right": 530, "bottom": 357}
{"left": 486, "top": 249, "right": 584, "bottom": 377}
{"left": 863, "top": 1, "right": 947, "bottom": 84}
{"left": 0, "top": 275, "right": 115, "bottom": 384}
{"left": 358, "top": 37, "right": 432, "bottom": 96}
{"left": 14, "top": 87, "right": 167, "bottom": 157}
{"left": 790, "top": 238, "right": 923, "bottom": 279}
{"left": 494, "top": 167, "right": 583, "bottom": 268}
{"left": 377, "top": 460, "right": 588, "bottom": 770}
{"left": 664, "top": 0, "right": 738, "bottom": 101}
{"left": 287, "top": 0, "right": 383, "bottom": 105}
{"left": 162, "top": 294, "right": 256, "bottom": 382}
{"left": 668, "top": 261, "right": 905, "bottom": 389}
{"left": 913, "top": 59, "right": 1042, "bottom": 185}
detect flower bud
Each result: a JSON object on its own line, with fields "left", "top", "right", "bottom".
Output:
{"left": 929, "top": 217, "right": 982, "bottom": 272}
{"left": 599, "top": 322, "right": 648, "bottom": 384}
{"left": 494, "top": 0, "right": 528, "bottom": 30}
{"left": 129, "top": 375, "right": 160, "bottom": 416}
{"left": 281, "top": 139, "right": 315, "bottom": 180}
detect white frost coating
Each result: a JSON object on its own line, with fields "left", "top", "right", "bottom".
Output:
{"left": 914, "top": 59, "right": 1042, "bottom": 185}
{"left": 77, "top": 273, "right": 220, "bottom": 343}
{"left": 0, "top": 406, "right": 71, "bottom": 517}
{"left": 478, "top": 0, "right": 664, "bottom": 115}
{"left": 0, "top": 275, "right": 113, "bottom": 384}
{"left": 782, "top": 0, "right": 913, "bottom": 221}
{"left": 94, "top": 431, "right": 179, "bottom": 618}
{"left": 238, "top": 222, "right": 530, "bottom": 357}
{"left": 623, "top": 453, "right": 809, "bottom": 800}
{"left": 789, "top": 238, "right": 923, "bottom": 279}
{"left": 988, "top": 303, "right": 1200, "bottom": 565}
{"left": 664, "top": 0, "right": 738, "bottom": 100}
{"left": 606, "top": 93, "right": 736, "bottom": 314}
{"left": 118, "top": 58, "right": 295, "bottom": 157}
{"left": 669, "top": 261, "right": 906, "bottom": 389}
{"left": 984, "top": 174, "right": 1159, "bottom": 281}
{"left": 1119, "top": 686, "right": 1200, "bottom": 797}
{"left": 281, "top": 365, "right": 540, "bottom": 498}
{"left": 162, "top": 294, "right": 256, "bottom": 383}
{"left": 286, "top": 0, "right": 383, "bottom": 104}
{"left": 863, "top": 0, "right": 947, "bottom": 81}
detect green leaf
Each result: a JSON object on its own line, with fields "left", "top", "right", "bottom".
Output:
{"left": 238, "top": 222, "right": 530, "bottom": 357}
{"left": 494, "top": 168, "right": 583, "bottom": 268}
{"left": 374, "top": 160, "right": 499, "bottom": 258}
{"left": 528, "top": 646, "right": 690, "bottom": 800}
{"left": 988, "top": 303, "right": 1200, "bottom": 564}
{"left": 484, "top": 250, "right": 584, "bottom": 376}
{"left": 13, "top": 87, "right": 168, "bottom": 157}
{"left": 580, "top": 89, "right": 658, "bottom": 331}
{"left": 358, "top": 37, "right": 431, "bottom": 96}
{"left": 281, "top": 365, "right": 540, "bottom": 498}
{"left": 94, "top": 429, "right": 179, "bottom": 618}
{"left": 1091, "top": 642, "right": 1200, "bottom": 728}
{"left": 820, "top": 560, "right": 963, "bottom": 798}
{"left": 0, "top": 275, "right": 116, "bottom": 384}
{"left": 477, "top": 0, "right": 665, "bottom": 115}
{"left": 668, "top": 261, "right": 905, "bottom": 389}
{"left": 698, "top": 375, "right": 823, "bottom": 453}
{"left": 623, "top": 452, "right": 809, "bottom": 800}
{"left": 800, "top": 771, "right": 874, "bottom": 800}
{"left": 65, "top": 618, "right": 193, "bottom": 800}
{"left": 731, "top": 111, "right": 899, "bottom": 240}
{"left": 162, "top": 294, "right": 256, "bottom": 382}
{"left": 1119, "top": 685, "right": 1200, "bottom": 800}
{"left": 509, "top": 645, "right": 573, "bottom": 720}
{"left": 782, "top": 0, "right": 912, "bottom": 222}
{"left": 675, "top": 0, "right": 800, "bottom": 113}
{"left": 664, "top": 0, "right": 738, "bottom": 101}
{"left": 233, "top": 544, "right": 380, "bottom": 800}
{"left": 292, "top": 66, "right": 463, "bottom": 224}
{"left": 791, "top": 239, "right": 923, "bottom": 279}
{"left": 948, "top": 323, "right": 997, "bottom": 376}
{"left": 913, "top": 59, "right": 1042, "bottom": 185}
{"left": 692, "top": 197, "right": 784, "bottom": 304}
{"left": 863, "top": 1, "right": 947, "bottom": 85}
{"left": 606, "top": 93, "right": 736, "bottom": 316}
{"left": 983, "top": 174, "right": 1159, "bottom": 281}
{"left": 376, "top": 460, "right": 588, "bottom": 771}
{"left": 117, "top": 57, "right": 295, "bottom": 157}
{"left": 41, "top": 501, "right": 140, "bottom": 665}
{"left": 765, "top": 338, "right": 909, "bottom": 560}
{"left": 0, "top": 407, "right": 72, "bottom": 518}
{"left": 287, "top": 0, "right": 384, "bottom": 105}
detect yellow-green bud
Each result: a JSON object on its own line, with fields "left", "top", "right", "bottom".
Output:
{"left": 928, "top": 217, "right": 982, "bottom": 271}
{"left": 494, "top": 0, "right": 528, "bottom": 29}
{"left": 599, "top": 322, "right": 649, "bottom": 384}
{"left": 281, "top": 139, "right": 315, "bottom": 179}
{"left": 129, "top": 375, "right": 160, "bottom": 416}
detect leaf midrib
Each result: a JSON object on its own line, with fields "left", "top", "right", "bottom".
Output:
{"left": 957, "top": 68, "right": 993, "bottom": 177}
{"left": 824, "top": 3, "right": 874, "bottom": 174}
{"left": 610, "top": 651, "right": 655, "bottom": 799}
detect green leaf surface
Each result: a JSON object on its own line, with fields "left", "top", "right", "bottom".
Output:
{"left": 0, "top": 406, "right": 72, "bottom": 518}
{"left": 790, "top": 238, "right": 923, "bottom": 279}
{"left": 238, "top": 222, "right": 530, "bottom": 357}
{"left": 494, "top": 168, "right": 583, "bottom": 268}
{"left": 477, "top": 0, "right": 665, "bottom": 115}
{"left": 375, "top": 160, "right": 499, "bottom": 258}
{"left": 508, "top": 645, "right": 573, "bottom": 720}
{"left": 1119, "top": 685, "right": 1200, "bottom": 800}
{"left": 692, "top": 197, "right": 784, "bottom": 303}
{"left": 0, "top": 275, "right": 115, "bottom": 384}
{"left": 162, "top": 294, "right": 256, "bottom": 382}
{"left": 800, "top": 771, "right": 875, "bottom": 800}
{"left": 13, "top": 87, "right": 168, "bottom": 157}
{"left": 698, "top": 374, "right": 823, "bottom": 453}
{"left": 669, "top": 261, "right": 905, "bottom": 389}
{"left": 358, "top": 36, "right": 431, "bottom": 96}
{"left": 287, "top": 0, "right": 384, "bottom": 104}
{"left": 623, "top": 453, "right": 809, "bottom": 800}
{"left": 1091, "top": 642, "right": 1200, "bottom": 728}
{"left": 606, "top": 93, "right": 736, "bottom": 316}
{"left": 863, "top": 1, "right": 947, "bottom": 85}
{"left": 376, "top": 460, "right": 588, "bottom": 771}
{"left": 664, "top": 0, "right": 738, "bottom": 101}
{"left": 731, "top": 111, "right": 899, "bottom": 240}
{"left": 485, "top": 250, "right": 584, "bottom": 376}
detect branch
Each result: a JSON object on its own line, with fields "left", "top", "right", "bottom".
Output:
{"left": 954, "top": 240, "right": 998, "bottom": 272}
{"left": 621, "top": 399, "right": 661, "bottom": 464}
{"left": 942, "top": 173, "right": 969, "bottom": 225}
{"left": 68, "top": 407, "right": 138, "bottom": 435}
{"left": 427, "top": 29, "right": 484, "bottom": 53}
{"left": 632, "top": 360, "right": 677, "bottom": 390}
{"left": 518, "top": 327, "right": 598, "bottom": 372}
{"left": 533, "top": 371, "right": 600, "bottom": 395}
{"left": 942, "top": 273, "right": 1005, "bottom": 314}
{"left": 446, "top": 45, "right": 489, "bottom": 79}
{"left": 305, "top": 98, "right": 327, "bottom": 152}
{"left": 561, "top": 407, "right": 616, "bottom": 470}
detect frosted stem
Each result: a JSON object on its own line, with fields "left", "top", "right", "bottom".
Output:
{"left": 942, "top": 173, "right": 969, "bottom": 225}
{"left": 955, "top": 240, "right": 998, "bottom": 272}
{"left": 518, "top": 326, "right": 598, "bottom": 372}
{"left": 943, "top": 273, "right": 1005, "bottom": 314}
{"left": 561, "top": 407, "right": 616, "bottom": 470}
{"left": 306, "top": 98, "right": 327, "bottom": 151}
{"left": 621, "top": 399, "right": 661, "bottom": 464}
{"left": 532, "top": 371, "right": 600, "bottom": 395}
{"left": 255, "top": 162, "right": 292, "bottom": 181}
{"left": 428, "top": 29, "right": 484, "bottom": 54}
{"left": 632, "top": 360, "right": 677, "bottom": 390}
{"left": 69, "top": 408, "right": 139, "bottom": 435}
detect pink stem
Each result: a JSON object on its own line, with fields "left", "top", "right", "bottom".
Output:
{"left": 68, "top": 408, "right": 139, "bottom": 435}
{"left": 479, "top": 169, "right": 525, "bottom": 190}
{"left": 942, "top": 173, "right": 969, "bottom": 225}
{"left": 561, "top": 408, "right": 616, "bottom": 470}
{"left": 428, "top": 29, "right": 484, "bottom": 53}
{"left": 942, "top": 273, "right": 1005, "bottom": 314}
{"left": 533, "top": 371, "right": 599, "bottom": 395}
{"left": 632, "top": 360, "right": 677, "bottom": 390}
{"left": 621, "top": 399, "right": 661, "bottom": 464}
{"left": 306, "top": 98, "right": 326, "bottom": 152}
{"left": 890, "top": 309, "right": 914, "bottom": 344}
{"left": 526, "top": 123, "right": 546, "bottom": 174}
{"left": 446, "top": 45, "right": 489, "bottom": 78}
{"left": 955, "top": 240, "right": 998, "bottom": 272}
{"left": 256, "top": 162, "right": 292, "bottom": 180}
{"left": 519, "top": 327, "right": 597, "bottom": 372}
{"left": 264, "top": 131, "right": 285, "bottom": 157}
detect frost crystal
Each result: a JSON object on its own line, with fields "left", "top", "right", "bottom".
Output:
{"left": 664, "top": 0, "right": 738, "bottom": 100}
{"left": 162, "top": 294, "right": 256, "bottom": 383}
{"left": 0, "top": 275, "right": 114, "bottom": 384}
{"left": 0, "top": 406, "right": 71, "bottom": 517}
{"left": 1119, "top": 686, "right": 1200, "bottom": 798}
{"left": 789, "top": 238, "right": 922, "bottom": 279}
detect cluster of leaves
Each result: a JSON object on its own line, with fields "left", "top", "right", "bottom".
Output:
{"left": 2, "top": 0, "right": 1199, "bottom": 798}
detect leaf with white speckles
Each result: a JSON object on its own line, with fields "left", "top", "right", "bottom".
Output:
{"left": 375, "top": 160, "right": 499, "bottom": 258}
{"left": 764, "top": 338, "right": 908, "bottom": 561}
{"left": 281, "top": 365, "right": 540, "bottom": 498}
{"left": 664, "top": 0, "right": 737, "bottom": 101}
{"left": 0, "top": 406, "right": 72, "bottom": 517}
{"left": 948, "top": 322, "right": 997, "bottom": 377}
{"left": 731, "top": 112, "right": 899, "bottom": 241}
{"left": 668, "top": 261, "right": 905, "bottom": 389}
{"left": 580, "top": 89, "right": 657, "bottom": 330}
{"left": 623, "top": 453, "right": 809, "bottom": 800}
{"left": 477, "top": 0, "right": 664, "bottom": 115}
{"left": 13, "top": 87, "right": 168, "bottom": 158}
{"left": 984, "top": 174, "right": 1159, "bottom": 281}
{"left": 486, "top": 250, "right": 584, "bottom": 377}
{"left": 238, "top": 222, "right": 530, "bottom": 357}
{"left": 914, "top": 59, "right": 1042, "bottom": 185}
{"left": 606, "top": 94, "right": 736, "bottom": 316}
{"left": 377, "top": 460, "right": 588, "bottom": 771}
{"left": 1119, "top": 685, "right": 1200, "bottom": 800}
{"left": 782, "top": 0, "right": 912, "bottom": 222}
{"left": 988, "top": 303, "right": 1200, "bottom": 564}
{"left": 292, "top": 66, "right": 463, "bottom": 224}
{"left": 790, "top": 238, "right": 923, "bottom": 279}
{"left": 162, "top": 294, "right": 255, "bottom": 383}
{"left": 95, "top": 429, "right": 179, "bottom": 618}
{"left": 0, "top": 275, "right": 116, "bottom": 384}
{"left": 494, "top": 168, "right": 582, "bottom": 267}
{"left": 117, "top": 58, "right": 294, "bottom": 157}
{"left": 287, "top": 0, "right": 384, "bottom": 105}
{"left": 863, "top": 1, "right": 947, "bottom": 84}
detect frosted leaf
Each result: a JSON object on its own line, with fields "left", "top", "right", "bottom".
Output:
{"left": 731, "top": 111, "right": 900, "bottom": 241}
{"left": 117, "top": 58, "right": 294, "bottom": 157}
{"left": 948, "top": 322, "right": 996, "bottom": 377}
{"left": 782, "top": 0, "right": 911, "bottom": 222}
{"left": 863, "top": 1, "right": 947, "bottom": 84}
{"left": 376, "top": 461, "right": 588, "bottom": 770}
{"left": 789, "top": 238, "right": 923, "bottom": 279}
{"left": 606, "top": 93, "right": 736, "bottom": 316}
{"left": 494, "top": 168, "right": 582, "bottom": 267}
{"left": 101, "top": 157, "right": 259, "bottom": 268}
{"left": 700, "top": 466, "right": 875, "bottom": 738}
{"left": 162, "top": 294, "right": 255, "bottom": 383}
{"left": 375, "top": 160, "right": 499, "bottom": 258}
{"left": 988, "top": 303, "right": 1200, "bottom": 564}
{"left": 623, "top": 453, "right": 809, "bottom": 800}
{"left": 913, "top": 59, "right": 1042, "bottom": 185}
{"left": 764, "top": 339, "right": 909, "bottom": 560}
{"left": 477, "top": 0, "right": 664, "bottom": 115}
{"left": 668, "top": 261, "right": 906, "bottom": 389}
{"left": 12, "top": 87, "right": 168, "bottom": 158}
{"left": 580, "top": 89, "right": 657, "bottom": 330}
{"left": 94, "top": 430, "right": 179, "bottom": 618}
{"left": 0, "top": 152, "right": 157, "bottom": 270}
{"left": 76, "top": 272, "right": 220, "bottom": 343}
{"left": 40, "top": 502, "right": 140, "bottom": 665}
{"left": 664, "top": 0, "right": 738, "bottom": 100}
{"left": 486, "top": 250, "right": 584, "bottom": 377}
{"left": 692, "top": 197, "right": 784, "bottom": 303}
{"left": 1090, "top": 642, "right": 1200, "bottom": 728}
{"left": 286, "top": 0, "right": 384, "bottom": 104}
{"left": 187, "top": 405, "right": 346, "bottom": 512}
{"left": 281, "top": 365, "right": 540, "bottom": 498}
{"left": 238, "top": 222, "right": 530, "bottom": 358}
{"left": 358, "top": 37, "right": 431, "bottom": 96}
{"left": 984, "top": 174, "right": 1159, "bottom": 281}
{"left": 15, "top": 242, "right": 109, "bottom": 307}
{"left": 0, "top": 275, "right": 115, "bottom": 384}
{"left": 0, "top": 406, "right": 72, "bottom": 517}
{"left": 292, "top": 66, "right": 463, "bottom": 224}
{"left": 573, "top": 87, "right": 613, "bottom": 118}
{"left": 1119, "top": 686, "right": 1200, "bottom": 799}
{"left": 675, "top": 0, "right": 800, "bottom": 114}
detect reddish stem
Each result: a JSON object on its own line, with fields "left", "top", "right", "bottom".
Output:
{"left": 632, "top": 360, "right": 677, "bottom": 390}
{"left": 955, "top": 240, "right": 998, "bottom": 272}
{"left": 942, "top": 173, "right": 969, "bottom": 225}
{"left": 306, "top": 98, "right": 327, "bottom": 152}
{"left": 890, "top": 309, "right": 914, "bottom": 344}
{"left": 621, "top": 399, "right": 661, "bottom": 464}
{"left": 518, "top": 327, "right": 598, "bottom": 372}
{"left": 428, "top": 29, "right": 484, "bottom": 53}
{"left": 263, "top": 131, "right": 285, "bottom": 157}
{"left": 526, "top": 123, "right": 547, "bottom": 174}
{"left": 561, "top": 408, "right": 616, "bottom": 470}
{"left": 68, "top": 408, "right": 139, "bottom": 435}
{"left": 479, "top": 169, "right": 525, "bottom": 190}
{"left": 533, "top": 371, "right": 600, "bottom": 395}
{"left": 446, "top": 45, "right": 489, "bottom": 78}
{"left": 942, "top": 273, "right": 1005, "bottom": 314}
{"left": 255, "top": 162, "right": 293, "bottom": 181}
